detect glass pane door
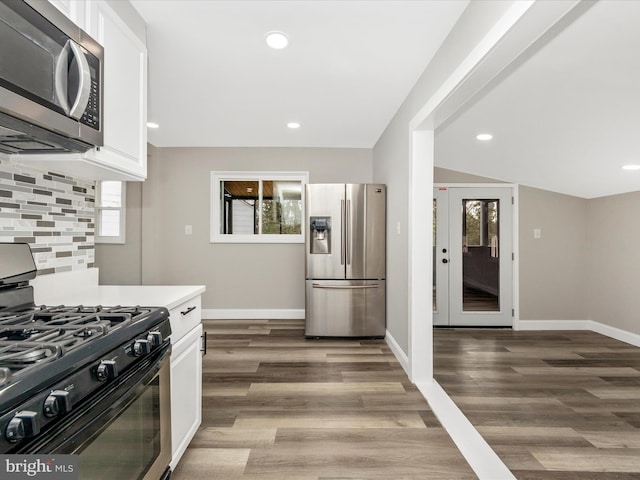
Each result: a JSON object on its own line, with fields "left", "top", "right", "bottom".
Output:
{"left": 462, "top": 199, "right": 500, "bottom": 312}
{"left": 433, "top": 186, "right": 513, "bottom": 327}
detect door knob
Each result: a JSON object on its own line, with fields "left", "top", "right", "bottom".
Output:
{"left": 442, "top": 259, "right": 448, "bottom": 264}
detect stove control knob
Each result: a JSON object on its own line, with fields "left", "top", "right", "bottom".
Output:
{"left": 96, "top": 360, "right": 118, "bottom": 382}
{"left": 6, "top": 411, "right": 39, "bottom": 442}
{"left": 147, "top": 331, "right": 163, "bottom": 348}
{"left": 133, "top": 339, "right": 150, "bottom": 356}
{"left": 44, "top": 390, "right": 72, "bottom": 418}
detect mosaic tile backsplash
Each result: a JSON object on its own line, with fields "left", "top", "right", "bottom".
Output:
{"left": 0, "top": 159, "right": 95, "bottom": 275}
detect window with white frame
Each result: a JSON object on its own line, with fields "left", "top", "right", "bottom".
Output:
{"left": 211, "top": 172, "right": 308, "bottom": 243}
{"left": 95, "top": 181, "right": 126, "bottom": 244}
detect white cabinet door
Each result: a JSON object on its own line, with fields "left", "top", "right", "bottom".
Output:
{"left": 83, "top": 0, "right": 147, "bottom": 180}
{"left": 170, "top": 324, "right": 203, "bottom": 469}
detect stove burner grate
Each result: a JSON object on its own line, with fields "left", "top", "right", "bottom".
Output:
{"left": 0, "top": 304, "right": 154, "bottom": 387}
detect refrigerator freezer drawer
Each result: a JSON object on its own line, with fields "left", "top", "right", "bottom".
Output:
{"left": 305, "top": 280, "right": 386, "bottom": 337}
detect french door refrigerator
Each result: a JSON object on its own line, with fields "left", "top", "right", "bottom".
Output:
{"left": 305, "top": 183, "right": 386, "bottom": 337}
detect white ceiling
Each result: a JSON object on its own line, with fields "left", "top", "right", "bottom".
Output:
{"left": 133, "top": 0, "right": 640, "bottom": 200}
{"left": 131, "top": 0, "right": 469, "bottom": 148}
{"left": 435, "top": 0, "right": 640, "bottom": 199}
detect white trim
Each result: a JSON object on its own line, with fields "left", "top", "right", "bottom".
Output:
{"left": 407, "top": 2, "right": 540, "bottom": 386}
{"left": 210, "top": 171, "right": 308, "bottom": 244}
{"left": 512, "top": 185, "right": 520, "bottom": 330}
{"left": 408, "top": 130, "right": 433, "bottom": 383}
{"left": 518, "top": 319, "right": 640, "bottom": 348}
{"left": 202, "top": 309, "right": 305, "bottom": 320}
{"left": 385, "top": 329, "right": 409, "bottom": 376}
{"left": 590, "top": 321, "right": 640, "bottom": 348}
{"left": 417, "top": 380, "right": 515, "bottom": 480}
{"left": 517, "top": 319, "right": 590, "bottom": 331}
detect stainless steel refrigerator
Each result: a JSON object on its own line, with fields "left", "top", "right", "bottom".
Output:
{"left": 305, "top": 184, "right": 386, "bottom": 337}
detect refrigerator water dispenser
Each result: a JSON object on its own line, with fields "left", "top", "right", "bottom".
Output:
{"left": 310, "top": 217, "right": 331, "bottom": 254}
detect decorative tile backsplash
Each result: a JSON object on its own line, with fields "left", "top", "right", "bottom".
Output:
{"left": 0, "top": 159, "right": 95, "bottom": 275}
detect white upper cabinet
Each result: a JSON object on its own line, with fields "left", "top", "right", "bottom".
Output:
{"left": 47, "top": 0, "right": 85, "bottom": 27}
{"left": 82, "top": 0, "right": 147, "bottom": 180}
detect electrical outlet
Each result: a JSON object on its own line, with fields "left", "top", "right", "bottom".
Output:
{"left": 533, "top": 228, "right": 541, "bottom": 239}
{"left": 185, "top": 225, "right": 193, "bottom": 235}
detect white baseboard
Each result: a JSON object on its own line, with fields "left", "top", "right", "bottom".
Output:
{"left": 384, "top": 329, "right": 409, "bottom": 376}
{"left": 202, "top": 309, "right": 305, "bottom": 320}
{"left": 417, "top": 380, "right": 515, "bottom": 480}
{"left": 517, "top": 319, "right": 590, "bottom": 330}
{"left": 518, "top": 319, "right": 640, "bottom": 348}
{"left": 589, "top": 321, "right": 640, "bottom": 348}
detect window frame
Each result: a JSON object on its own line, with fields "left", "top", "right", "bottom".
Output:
{"left": 210, "top": 171, "right": 308, "bottom": 244}
{"left": 95, "top": 181, "right": 126, "bottom": 244}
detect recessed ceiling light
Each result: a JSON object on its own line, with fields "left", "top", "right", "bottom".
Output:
{"left": 622, "top": 164, "right": 640, "bottom": 171}
{"left": 476, "top": 133, "right": 493, "bottom": 141}
{"left": 287, "top": 122, "right": 300, "bottom": 129}
{"left": 147, "top": 122, "right": 159, "bottom": 129}
{"left": 265, "top": 31, "right": 288, "bottom": 49}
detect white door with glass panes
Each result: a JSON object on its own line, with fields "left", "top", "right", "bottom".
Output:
{"left": 433, "top": 186, "right": 513, "bottom": 326}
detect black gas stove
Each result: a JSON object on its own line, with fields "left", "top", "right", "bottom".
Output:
{"left": 0, "top": 244, "right": 172, "bottom": 479}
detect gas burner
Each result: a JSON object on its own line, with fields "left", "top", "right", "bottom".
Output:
{"left": 10, "top": 348, "right": 50, "bottom": 364}
{"left": 0, "top": 344, "right": 62, "bottom": 373}
{"left": 1, "top": 329, "right": 39, "bottom": 341}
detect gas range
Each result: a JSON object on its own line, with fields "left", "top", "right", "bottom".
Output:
{"left": 0, "top": 304, "right": 171, "bottom": 453}
{"left": 0, "top": 244, "right": 172, "bottom": 469}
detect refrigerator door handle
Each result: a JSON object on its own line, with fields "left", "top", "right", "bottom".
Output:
{"left": 346, "top": 199, "right": 351, "bottom": 266}
{"left": 311, "top": 284, "right": 379, "bottom": 289}
{"left": 340, "top": 199, "right": 345, "bottom": 265}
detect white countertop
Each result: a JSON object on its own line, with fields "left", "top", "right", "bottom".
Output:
{"left": 36, "top": 285, "right": 206, "bottom": 310}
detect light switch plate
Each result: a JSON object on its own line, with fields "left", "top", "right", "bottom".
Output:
{"left": 185, "top": 225, "right": 193, "bottom": 235}
{"left": 533, "top": 228, "right": 541, "bottom": 239}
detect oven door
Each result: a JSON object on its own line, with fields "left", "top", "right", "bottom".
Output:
{"left": 21, "top": 344, "right": 172, "bottom": 480}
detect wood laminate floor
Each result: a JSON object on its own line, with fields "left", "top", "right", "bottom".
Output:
{"left": 172, "top": 320, "right": 477, "bottom": 480}
{"left": 434, "top": 328, "right": 640, "bottom": 480}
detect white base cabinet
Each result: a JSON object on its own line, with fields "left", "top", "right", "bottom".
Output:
{"left": 170, "top": 323, "right": 203, "bottom": 469}
{"left": 169, "top": 295, "right": 204, "bottom": 469}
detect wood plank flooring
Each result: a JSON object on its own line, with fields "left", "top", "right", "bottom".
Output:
{"left": 433, "top": 328, "right": 640, "bottom": 480}
{"left": 172, "top": 320, "right": 476, "bottom": 480}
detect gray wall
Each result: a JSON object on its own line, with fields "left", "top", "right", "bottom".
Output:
{"left": 588, "top": 191, "right": 640, "bottom": 335}
{"left": 434, "top": 167, "right": 503, "bottom": 184}
{"left": 138, "top": 146, "right": 372, "bottom": 310}
{"left": 95, "top": 181, "right": 143, "bottom": 285}
{"left": 373, "top": 1, "right": 518, "bottom": 352}
{"left": 435, "top": 168, "right": 591, "bottom": 323}
{"left": 518, "top": 186, "right": 589, "bottom": 321}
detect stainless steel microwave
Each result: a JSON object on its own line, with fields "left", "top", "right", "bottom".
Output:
{"left": 0, "top": 0, "right": 103, "bottom": 154}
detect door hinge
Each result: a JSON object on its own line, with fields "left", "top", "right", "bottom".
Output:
{"left": 512, "top": 252, "right": 515, "bottom": 261}
{"left": 512, "top": 308, "right": 515, "bottom": 317}
{"left": 512, "top": 196, "right": 514, "bottom": 204}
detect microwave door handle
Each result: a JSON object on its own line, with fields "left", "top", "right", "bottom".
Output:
{"left": 68, "top": 40, "right": 92, "bottom": 120}
{"left": 54, "top": 41, "right": 71, "bottom": 115}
